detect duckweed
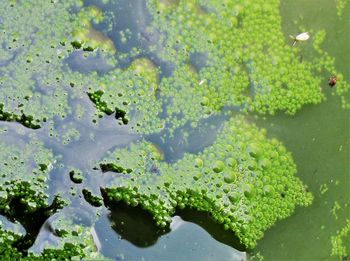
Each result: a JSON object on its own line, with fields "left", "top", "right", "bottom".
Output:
{"left": 69, "top": 169, "right": 84, "bottom": 184}
{"left": 0, "top": 0, "right": 348, "bottom": 258}
{"left": 92, "top": 0, "right": 348, "bottom": 133}
{"left": 1, "top": 0, "right": 347, "bottom": 134}
{"left": 0, "top": 1, "right": 118, "bottom": 131}
{"left": 26, "top": 216, "right": 109, "bottom": 260}
{"left": 331, "top": 219, "right": 350, "bottom": 259}
{"left": 336, "top": 0, "right": 347, "bottom": 17}
{"left": 0, "top": 137, "right": 55, "bottom": 214}
{"left": 82, "top": 189, "right": 103, "bottom": 207}
{"left": 101, "top": 117, "right": 313, "bottom": 248}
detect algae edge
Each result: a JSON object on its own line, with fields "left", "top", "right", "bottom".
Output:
{"left": 100, "top": 116, "right": 313, "bottom": 249}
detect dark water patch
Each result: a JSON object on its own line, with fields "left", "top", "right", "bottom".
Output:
{"left": 94, "top": 206, "right": 246, "bottom": 261}
{"left": 88, "top": 0, "right": 152, "bottom": 54}
{"left": 176, "top": 208, "right": 246, "bottom": 252}
{"left": 146, "top": 112, "right": 227, "bottom": 163}
{"left": 3, "top": 196, "right": 65, "bottom": 255}
{"left": 189, "top": 52, "right": 209, "bottom": 72}
{"left": 87, "top": 0, "right": 177, "bottom": 78}
{"left": 66, "top": 51, "right": 114, "bottom": 74}
{"left": 106, "top": 201, "right": 170, "bottom": 248}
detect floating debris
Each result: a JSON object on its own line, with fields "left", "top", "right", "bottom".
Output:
{"left": 290, "top": 32, "right": 310, "bottom": 46}
{"left": 329, "top": 75, "right": 337, "bottom": 87}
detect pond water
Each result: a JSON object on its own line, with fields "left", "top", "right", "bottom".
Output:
{"left": 0, "top": 0, "right": 349, "bottom": 260}
{"left": 251, "top": 1, "right": 350, "bottom": 260}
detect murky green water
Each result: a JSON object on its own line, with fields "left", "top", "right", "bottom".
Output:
{"left": 251, "top": 1, "right": 350, "bottom": 260}
{"left": 0, "top": 0, "right": 349, "bottom": 260}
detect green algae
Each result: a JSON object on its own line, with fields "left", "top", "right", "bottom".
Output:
{"left": 41, "top": 216, "right": 108, "bottom": 260}
{"left": 0, "top": 137, "right": 55, "bottom": 214}
{"left": 0, "top": 0, "right": 348, "bottom": 259}
{"left": 0, "top": 220, "right": 107, "bottom": 260}
{"left": 82, "top": 189, "right": 103, "bottom": 207}
{"left": 336, "top": 0, "right": 348, "bottom": 17}
{"left": 71, "top": 6, "right": 116, "bottom": 54}
{"left": 84, "top": 57, "right": 163, "bottom": 132}
{"left": 0, "top": 1, "right": 117, "bottom": 130}
{"left": 100, "top": 116, "right": 312, "bottom": 248}
{"left": 145, "top": 0, "right": 324, "bottom": 115}
{"left": 88, "top": 0, "right": 349, "bottom": 133}
{"left": 69, "top": 169, "right": 84, "bottom": 184}
{"left": 1, "top": 0, "right": 347, "bottom": 133}
{"left": 331, "top": 219, "right": 350, "bottom": 259}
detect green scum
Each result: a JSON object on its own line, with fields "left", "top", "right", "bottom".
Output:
{"left": 0, "top": 0, "right": 349, "bottom": 259}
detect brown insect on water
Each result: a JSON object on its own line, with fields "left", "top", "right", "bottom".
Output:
{"left": 328, "top": 75, "right": 337, "bottom": 87}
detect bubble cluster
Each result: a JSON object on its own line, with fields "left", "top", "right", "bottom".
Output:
{"left": 101, "top": 117, "right": 313, "bottom": 248}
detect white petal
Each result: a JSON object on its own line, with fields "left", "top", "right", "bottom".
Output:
{"left": 199, "top": 79, "right": 206, "bottom": 85}
{"left": 295, "top": 32, "right": 310, "bottom": 41}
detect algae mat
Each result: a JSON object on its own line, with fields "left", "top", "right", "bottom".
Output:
{"left": 0, "top": 0, "right": 349, "bottom": 260}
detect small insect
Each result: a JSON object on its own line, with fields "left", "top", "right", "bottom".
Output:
{"left": 328, "top": 75, "right": 337, "bottom": 87}
{"left": 199, "top": 79, "right": 206, "bottom": 85}
{"left": 290, "top": 32, "right": 310, "bottom": 47}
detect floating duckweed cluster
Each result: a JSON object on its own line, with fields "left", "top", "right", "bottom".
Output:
{"left": 69, "top": 169, "right": 84, "bottom": 184}
{"left": 90, "top": 0, "right": 349, "bottom": 133}
{"left": 82, "top": 189, "right": 103, "bottom": 207}
{"left": 70, "top": 6, "right": 116, "bottom": 53}
{"left": 84, "top": 58, "right": 164, "bottom": 132}
{"left": 0, "top": 137, "right": 55, "bottom": 214}
{"left": 0, "top": 138, "right": 98, "bottom": 259}
{"left": 0, "top": 225, "right": 23, "bottom": 259}
{"left": 331, "top": 219, "right": 350, "bottom": 259}
{"left": 0, "top": 0, "right": 348, "bottom": 259}
{"left": 101, "top": 117, "right": 313, "bottom": 248}
{"left": 42, "top": 217, "right": 108, "bottom": 260}
{"left": 0, "top": 104, "right": 40, "bottom": 129}
{"left": 145, "top": 0, "right": 326, "bottom": 116}
{"left": 1, "top": 0, "right": 348, "bottom": 134}
{"left": 336, "top": 0, "right": 348, "bottom": 17}
{"left": 0, "top": 219, "right": 107, "bottom": 260}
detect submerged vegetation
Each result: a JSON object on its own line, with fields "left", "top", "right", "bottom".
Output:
{"left": 0, "top": 0, "right": 348, "bottom": 259}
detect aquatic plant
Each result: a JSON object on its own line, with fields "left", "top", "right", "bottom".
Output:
{"left": 331, "top": 219, "right": 350, "bottom": 259}
{"left": 0, "top": 137, "right": 56, "bottom": 214}
{"left": 0, "top": 0, "right": 348, "bottom": 259}
{"left": 100, "top": 117, "right": 313, "bottom": 248}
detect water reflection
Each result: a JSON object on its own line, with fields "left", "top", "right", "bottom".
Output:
{"left": 108, "top": 202, "right": 170, "bottom": 248}
{"left": 95, "top": 205, "right": 246, "bottom": 261}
